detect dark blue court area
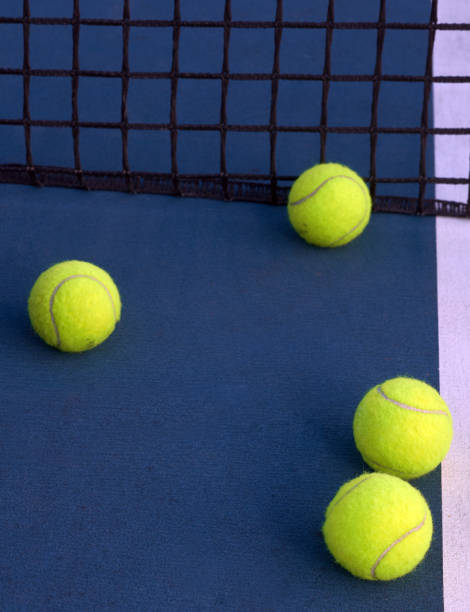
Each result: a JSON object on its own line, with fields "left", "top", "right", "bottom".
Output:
{"left": 0, "top": 1, "right": 444, "bottom": 611}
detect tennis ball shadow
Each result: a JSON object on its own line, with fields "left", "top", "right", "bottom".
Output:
{"left": 277, "top": 218, "right": 310, "bottom": 247}
{"left": 0, "top": 302, "right": 62, "bottom": 355}
{"left": 276, "top": 215, "right": 333, "bottom": 253}
{"left": 283, "top": 522, "right": 331, "bottom": 570}
{"left": 309, "top": 405, "right": 362, "bottom": 473}
{"left": 268, "top": 474, "right": 342, "bottom": 573}
{"left": 0, "top": 302, "right": 34, "bottom": 346}
{"left": 263, "top": 400, "right": 362, "bottom": 569}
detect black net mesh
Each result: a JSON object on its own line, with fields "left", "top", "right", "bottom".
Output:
{"left": 0, "top": 0, "right": 469, "bottom": 216}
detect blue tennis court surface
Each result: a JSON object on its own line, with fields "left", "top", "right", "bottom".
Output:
{"left": 1, "top": 186, "right": 441, "bottom": 610}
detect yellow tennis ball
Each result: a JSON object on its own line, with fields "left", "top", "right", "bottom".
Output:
{"left": 322, "top": 472, "right": 433, "bottom": 581}
{"left": 287, "top": 162, "right": 372, "bottom": 247}
{"left": 28, "top": 260, "right": 121, "bottom": 352}
{"left": 353, "top": 377, "right": 453, "bottom": 479}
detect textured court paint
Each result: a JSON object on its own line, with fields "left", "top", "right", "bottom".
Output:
{"left": 435, "top": 2, "right": 470, "bottom": 611}
{"left": 0, "top": 186, "right": 443, "bottom": 611}
{"left": 377, "top": 385, "right": 449, "bottom": 415}
{"left": 49, "top": 274, "right": 118, "bottom": 347}
{"left": 436, "top": 218, "right": 470, "bottom": 612}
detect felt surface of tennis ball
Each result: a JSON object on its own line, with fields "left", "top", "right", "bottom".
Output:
{"left": 353, "top": 377, "right": 453, "bottom": 479}
{"left": 287, "top": 162, "right": 372, "bottom": 247}
{"left": 28, "top": 260, "right": 121, "bottom": 352}
{"left": 322, "top": 472, "right": 433, "bottom": 581}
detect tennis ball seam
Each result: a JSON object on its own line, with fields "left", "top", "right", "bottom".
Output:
{"left": 371, "top": 510, "right": 428, "bottom": 579}
{"left": 328, "top": 473, "right": 374, "bottom": 514}
{"left": 289, "top": 174, "right": 370, "bottom": 247}
{"left": 377, "top": 385, "right": 449, "bottom": 415}
{"left": 49, "top": 274, "right": 118, "bottom": 348}
{"left": 360, "top": 385, "right": 451, "bottom": 476}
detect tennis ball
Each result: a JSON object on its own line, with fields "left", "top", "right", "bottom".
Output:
{"left": 353, "top": 377, "right": 453, "bottom": 479}
{"left": 28, "top": 260, "right": 121, "bottom": 352}
{"left": 287, "top": 162, "right": 372, "bottom": 247}
{"left": 322, "top": 472, "right": 433, "bottom": 580}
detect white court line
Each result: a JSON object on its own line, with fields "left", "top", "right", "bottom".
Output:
{"left": 434, "top": 1, "right": 470, "bottom": 610}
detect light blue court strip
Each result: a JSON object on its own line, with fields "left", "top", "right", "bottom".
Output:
{"left": 435, "top": 2, "right": 470, "bottom": 610}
